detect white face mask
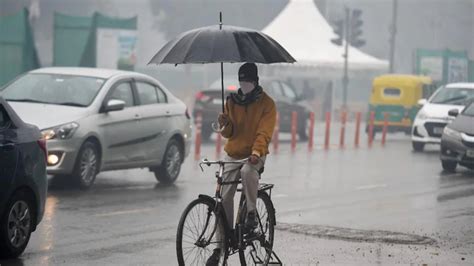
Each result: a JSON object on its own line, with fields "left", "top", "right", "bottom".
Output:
{"left": 239, "top": 81, "right": 255, "bottom": 94}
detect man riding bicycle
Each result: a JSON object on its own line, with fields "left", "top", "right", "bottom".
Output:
{"left": 207, "top": 63, "right": 277, "bottom": 265}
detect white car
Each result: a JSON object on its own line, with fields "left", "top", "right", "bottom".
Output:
{"left": 411, "top": 83, "right": 474, "bottom": 151}
{"left": 1, "top": 67, "right": 192, "bottom": 189}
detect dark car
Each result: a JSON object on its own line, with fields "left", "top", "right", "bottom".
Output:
{"left": 440, "top": 101, "right": 474, "bottom": 172}
{"left": 193, "top": 77, "right": 312, "bottom": 141}
{"left": 0, "top": 97, "right": 47, "bottom": 258}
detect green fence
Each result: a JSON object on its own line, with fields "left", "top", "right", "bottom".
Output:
{"left": 54, "top": 12, "right": 137, "bottom": 70}
{"left": 0, "top": 8, "right": 40, "bottom": 87}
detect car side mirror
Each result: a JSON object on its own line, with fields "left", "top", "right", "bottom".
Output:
{"left": 417, "top": 99, "right": 428, "bottom": 106}
{"left": 448, "top": 109, "right": 459, "bottom": 117}
{"left": 104, "top": 99, "right": 125, "bottom": 113}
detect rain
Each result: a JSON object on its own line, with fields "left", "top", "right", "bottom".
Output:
{"left": 0, "top": 0, "right": 473, "bottom": 265}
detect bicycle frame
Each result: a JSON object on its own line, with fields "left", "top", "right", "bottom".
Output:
{"left": 199, "top": 158, "right": 250, "bottom": 252}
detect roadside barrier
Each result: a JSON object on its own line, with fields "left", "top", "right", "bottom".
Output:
{"left": 216, "top": 130, "right": 222, "bottom": 158}
{"left": 339, "top": 111, "right": 347, "bottom": 148}
{"left": 354, "top": 112, "right": 361, "bottom": 147}
{"left": 194, "top": 110, "right": 393, "bottom": 158}
{"left": 194, "top": 112, "right": 202, "bottom": 160}
{"left": 291, "top": 111, "right": 297, "bottom": 153}
{"left": 273, "top": 112, "right": 280, "bottom": 154}
{"left": 381, "top": 112, "right": 389, "bottom": 146}
{"left": 324, "top": 112, "right": 331, "bottom": 150}
{"left": 368, "top": 111, "right": 375, "bottom": 147}
{"left": 308, "top": 112, "right": 315, "bottom": 152}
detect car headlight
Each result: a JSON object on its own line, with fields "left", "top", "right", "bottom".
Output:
{"left": 443, "top": 127, "right": 461, "bottom": 139}
{"left": 42, "top": 122, "right": 79, "bottom": 140}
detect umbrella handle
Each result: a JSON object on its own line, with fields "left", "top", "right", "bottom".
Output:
{"left": 211, "top": 121, "right": 225, "bottom": 133}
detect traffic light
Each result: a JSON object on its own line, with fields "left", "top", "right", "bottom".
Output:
{"left": 331, "top": 20, "right": 344, "bottom": 46}
{"left": 350, "top": 9, "right": 366, "bottom": 47}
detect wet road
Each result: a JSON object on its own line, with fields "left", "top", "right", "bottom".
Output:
{"left": 1, "top": 132, "right": 473, "bottom": 265}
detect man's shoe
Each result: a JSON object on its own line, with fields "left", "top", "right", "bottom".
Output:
{"left": 206, "top": 248, "right": 221, "bottom": 266}
{"left": 245, "top": 210, "right": 258, "bottom": 231}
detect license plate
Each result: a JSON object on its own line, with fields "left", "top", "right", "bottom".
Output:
{"left": 433, "top": 127, "right": 444, "bottom": 135}
{"left": 467, "top": 150, "right": 474, "bottom": 158}
{"left": 212, "top": 99, "right": 222, "bottom": 105}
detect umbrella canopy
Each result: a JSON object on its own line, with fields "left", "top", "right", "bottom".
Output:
{"left": 148, "top": 25, "right": 296, "bottom": 65}
{"left": 148, "top": 17, "right": 295, "bottom": 117}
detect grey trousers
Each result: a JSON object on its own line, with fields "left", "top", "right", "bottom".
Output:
{"left": 221, "top": 155, "right": 266, "bottom": 229}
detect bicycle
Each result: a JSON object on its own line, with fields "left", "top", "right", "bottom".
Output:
{"left": 176, "top": 158, "right": 282, "bottom": 265}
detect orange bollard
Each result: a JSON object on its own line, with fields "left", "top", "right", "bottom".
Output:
{"left": 339, "top": 111, "right": 347, "bottom": 148}
{"left": 368, "top": 111, "right": 375, "bottom": 147}
{"left": 194, "top": 112, "right": 202, "bottom": 160}
{"left": 273, "top": 112, "right": 280, "bottom": 154}
{"left": 291, "top": 111, "right": 297, "bottom": 153}
{"left": 381, "top": 112, "right": 389, "bottom": 146}
{"left": 216, "top": 130, "right": 222, "bottom": 158}
{"left": 324, "top": 112, "right": 331, "bottom": 150}
{"left": 308, "top": 112, "right": 315, "bottom": 152}
{"left": 354, "top": 112, "right": 361, "bottom": 147}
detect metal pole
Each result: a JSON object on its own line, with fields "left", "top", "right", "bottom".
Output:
{"left": 342, "top": 7, "right": 350, "bottom": 110}
{"left": 219, "top": 12, "right": 225, "bottom": 113}
{"left": 389, "top": 0, "right": 398, "bottom": 73}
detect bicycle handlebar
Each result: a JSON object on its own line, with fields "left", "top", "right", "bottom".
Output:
{"left": 198, "top": 158, "right": 249, "bottom": 171}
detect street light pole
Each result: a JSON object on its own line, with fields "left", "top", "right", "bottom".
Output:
{"left": 342, "top": 7, "right": 350, "bottom": 110}
{"left": 389, "top": 0, "right": 398, "bottom": 73}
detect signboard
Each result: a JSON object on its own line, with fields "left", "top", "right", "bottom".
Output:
{"left": 96, "top": 29, "right": 137, "bottom": 70}
{"left": 419, "top": 56, "right": 443, "bottom": 82}
{"left": 447, "top": 57, "right": 469, "bottom": 83}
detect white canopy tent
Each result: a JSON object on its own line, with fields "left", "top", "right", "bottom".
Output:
{"left": 262, "top": 0, "right": 388, "bottom": 69}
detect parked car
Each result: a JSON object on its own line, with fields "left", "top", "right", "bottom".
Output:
{"left": 0, "top": 97, "right": 47, "bottom": 258}
{"left": 1, "top": 67, "right": 192, "bottom": 189}
{"left": 193, "top": 77, "right": 312, "bottom": 141}
{"left": 440, "top": 101, "right": 474, "bottom": 172}
{"left": 411, "top": 83, "right": 474, "bottom": 151}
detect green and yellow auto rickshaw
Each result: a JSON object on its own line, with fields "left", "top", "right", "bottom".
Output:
{"left": 367, "top": 74, "right": 435, "bottom": 137}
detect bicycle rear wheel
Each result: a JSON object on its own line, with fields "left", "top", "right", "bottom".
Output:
{"left": 176, "top": 197, "right": 227, "bottom": 266}
{"left": 239, "top": 191, "right": 276, "bottom": 265}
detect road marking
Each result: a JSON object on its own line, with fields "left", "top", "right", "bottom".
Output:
{"left": 356, "top": 184, "right": 387, "bottom": 190}
{"left": 94, "top": 208, "right": 154, "bottom": 217}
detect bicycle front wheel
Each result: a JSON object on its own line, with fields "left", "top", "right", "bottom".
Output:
{"left": 239, "top": 191, "right": 276, "bottom": 266}
{"left": 176, "top": 197, "right": 227, "bottom": 266}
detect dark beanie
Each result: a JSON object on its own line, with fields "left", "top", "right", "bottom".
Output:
{"left": 238, "top": 63, "right": 258, "bottom": 82}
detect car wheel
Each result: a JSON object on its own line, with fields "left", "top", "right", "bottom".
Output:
{"left": 441, "top": 160, "right": 457, "bottom": 172}
{"left": 412, "top": 141, "right": 425, "bottom": 152}
{"left": 154, "top": 139, "right": 183, "bottom": 185}
{"left": 72, "top": 141, "right": 99, "bottom": 190}
{"left": 0, "top": 190, "right": 35, "bottom": 259}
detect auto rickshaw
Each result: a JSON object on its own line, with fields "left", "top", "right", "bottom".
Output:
{"left": 366, "top": 74, "right": 434, "bottom": 137}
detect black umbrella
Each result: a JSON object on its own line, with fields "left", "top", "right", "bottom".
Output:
{"left": 148, "top": 13, "right": 295, "bottom": 114}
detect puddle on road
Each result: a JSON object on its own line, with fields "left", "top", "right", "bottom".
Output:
{"left": 276, "top": 223, "right": 436, "bottom": 245}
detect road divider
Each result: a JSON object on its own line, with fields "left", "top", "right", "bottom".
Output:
{"left": 194, "top": 112, "right": 202, "bottom": 160}
{"left": 194, "top": 110, "right": 395, "bottom": 157}
{"left": 381, "top": 112, "right": 389, "bottom": 146}
{"left": 308, "top": 112, "right": 315, "bottom": 152}
{"left": 325, "top": 112, "right": 331, "bottom": 150}
{"left": 291, "top": 111, "right": 297, "bottom": 153}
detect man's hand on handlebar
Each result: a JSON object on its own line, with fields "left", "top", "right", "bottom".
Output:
{"left": 249, "top": 154, "right": 260, "bottom": 165}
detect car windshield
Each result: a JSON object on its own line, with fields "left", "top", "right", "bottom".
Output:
{"left": 1, "top": 73, "right": 105, "bottom": 107}
{"left": 430, "top": 86, "right": 474, "bottom": 105}
{"left": 462, "top": 102, "right": 474, "bottom": 116}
